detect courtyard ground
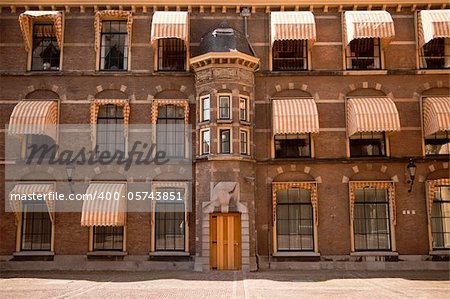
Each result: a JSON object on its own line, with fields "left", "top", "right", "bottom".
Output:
{"left": 0, "top": 270, "right": 449, "bottom": 299}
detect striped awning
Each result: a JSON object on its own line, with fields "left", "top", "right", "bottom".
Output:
{"left": 423, "top": 97, "right": 450, "bottom": 136}
{"left": 151, "top": 11, "right": 189, "bottom": 44}
{"left": 19, "top": 11, "right": 63, "bottom": 52}
{"left": 94, "top": 10, "right": 133, "bottom": 53}
{"left": 344, "top": 11, "right": 395, "bottom": 46}
{"left": 272, "top": 99, "right": 319, "bottom": 135}
{"left": 270, "top": 11, "right": 316, "bottom": 45}
{"left": 418, "top": 10, "right": 450, "bottom": 47}
{"left": 9, "top": 184, "right": 55, "bottom": 224}
{"left": 81, "top": 183, "right": 126, "bottom": 226}
{"left": 347, "top": 97, "right": 401, "bottom": 136}
{"left": 8, "top": 101, "right": 58, "bottom": 140}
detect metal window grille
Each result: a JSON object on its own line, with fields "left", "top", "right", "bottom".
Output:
{"left": 93, "top": 226, "right": 124, "bottom": 251}
{"left": 272, "top": 40, "right": 308, "bottom": 71}
{"left": 346, "top": 38, "right": 381, "bottom": 70}
{"left": 420, "top": 38, "right": 450, "bottom": 69}
{"left": 21, "top": 201, "right": 52, "bottom": 251}
{"left": 431, "top": 186, "right": 450, "bottom": 249}
{"left": 157, "top": 38, "right": 186, "bottom": 71}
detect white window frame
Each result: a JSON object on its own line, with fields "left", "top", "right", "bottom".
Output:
{"left": 199, "top": 128, "right": 210, "bottom": 155}
{"left": 200, "top": 95, "right": 211, "bottom": 122}
{"left": 217, "top": 94, "right": 232, "bottom": 121}
{"left": 218, "top": 127, "right": 233, "bottom": 154}
{"left": 239, "top": 96, "right": 250, "bottom": 122}
{"left": 239, "top": 129, "right": 250, "bottom": 155}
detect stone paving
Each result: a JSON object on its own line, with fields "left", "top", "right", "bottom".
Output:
{"left": 0, "top": 270, "right": 449, "bottom": 299}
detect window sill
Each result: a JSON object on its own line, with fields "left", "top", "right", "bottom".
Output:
{"left": 416, "top": 69, "right": 450, "bottom": 75}
{"left": 343, "top": 70, "right": 387, "bottom": 75}
{"left": 13, "top": 251, "right": 55, "bottom": 257}
{"left": 350, "top": 251, "right": 398, "bottom": 257}
{"left": 198, "top": 121, "right": 211, "bottom": 126}
{"left": 273, "top": 252, "right": 320, "bottom": 257}
{"left": 429, "top": 250, "right": 450, "bottom": 256}
{"left": 87, "top": 251, "right": 127, "bottom": 256}
{"left": 240, "top": 121, "right": 251, "bottom": 126}
{"left": 217, "top": 120, "right": 233, "bottom": 124}
{"left": 149, "top": 251, "right": 190, "bottom": 257}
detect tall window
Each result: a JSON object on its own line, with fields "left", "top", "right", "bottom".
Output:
{"left": 157, "top": 38, "right": 186, "bottom": 71}
{"left": 155, "top": 187, "right": 185, "bottom": 251}
{"left": 200, "top": 129, "right": 210, "bottom": 155}
{"left": 96, "top": 105, "right": 125, "bottom": 154}
{"left": 275, "top": 134, "right": 311, "bottom": 158}
{"left": 239, "top": 97, "right": 249, "bottom": 122}
{"left": 420, "top": 38, "right": 450, "bottom": 69}
{"left": 346, "top": 38, "right": 381, "bottom": 70}
{"left": 21, "top": 201, "right": 52, "bottom": 251}
{"left": 200, "top": 95, "right": 210, "bottom": 122}
{"left": 93, "top": 226, "right": 124, "bottom": 251}
{"left": 100, "top": 20, "right": 128, "bottom": 71}
{"left": 156, "top": 105, "right": 185, "bottom": 158}
{"left": 353, "top": 188, "right": 391, "bottom": 251}
{"left": 272, "top": 40, "right": 308, "bottom": 71}
{"left": 219, "top": 129, "right": 231, "bottom": 154}
{"left": 276, "top": 188, "right": 314, "bottom": 251}
{"left": 240, "top": 130, "right": 248, "bottom": 155}
{"left": 350, "top": 132, "right": 386, "bottom": 157}
{"left": 425, "top": 131, "right": 450, "bottom": 156}
{"left": 25, "top": 135, "right": 56, "bottom": 160}
{"left": 31, "top": 24, "right": 60, "bottom": 71}
{"left": 431, "top": 185, "right": 450, "bottom": 249}
{"left": 218, "top": 96, "right": 231, "bottom": 120}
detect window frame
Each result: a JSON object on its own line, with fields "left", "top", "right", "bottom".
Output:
{"left": 199, "top": 128, "right": 211, "bottom": 155}
{"left": 156, "top": 104, "right": 186, "bottom": 159}
{"left": 418, "top": 38, "right": 450, "bottom": 70}
{"left": 30, "top": 23, "right": 62, "bottom": 72}
{"left": 420, "top": 96, "right": 450, "bottom": 157}
{"left": 200, "top": 95, "right": 211, "bottom": 123}
{"left": 98, "top": 20, "right": 130, "bottom": 72}
{"left": 430, "top": 185, "right": 450, "bottom": 250}
{"left": 345, "top": 38, "right": 382, "bottom": 71}
{"left": 274, "top": 133, "right": 312, "bottom": 159}
{"left": 271, "top": 39, "right": 309, "bottom": 71}
{"left": 239, "top": 96, "right": 250, "bottom": 122}
{"left": 349, "top": 132, "right": 387, "bottom": 158}
{"left": 239, "top": 129, "right": 250, "bottom": 156}
{"left": 156, "top": 38, "right": 187, "bottom": 72}
{"left": 219, "top": 128, "right": 232, "bottom": 154}
{"left": 92, "top": 226, "right": 125, "bottom": 251}
{"left": 96, "top": 104, "right": 126, "bottom": 156}
{"left": 217, "top": 94, "right": 232, "bottom": 121}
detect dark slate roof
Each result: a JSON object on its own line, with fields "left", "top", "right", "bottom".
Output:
{"left": 197, "top": 21, "right": 255, "bottom": 56}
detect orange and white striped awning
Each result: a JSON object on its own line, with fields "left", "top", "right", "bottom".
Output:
{"left": 270, "top": 11, "right": 316, "bottom": 45}
{"left": 8, "top": 100, "right": 58, "bottom": 140}
{"left": 151, "top": 11, "right": 189, "bottom": 44}
{"left": 423, "top": 97, "right": 450, "bottom": 136}
{"left": 418, "top": 10, "right": 450, "bottom": 47}
{"left": 81, "top": 183, "right": 126, "bottom": 226}
{"left": 94, "top": 10, "right": 133, "bottom": 53}
{"left": 347, "top": 97, "right": 401, "bottom": 136}
{"left": 19, "top": 11, "right": 63, "bottom": 53}
{"left": 272, "top": 99, "right": 319, "bottom": 135}
{"left": 344, "top": 11, "right": 395, "bottom": 46}
{"left": 9, "top": 183, "right": 55, "bottom": 224}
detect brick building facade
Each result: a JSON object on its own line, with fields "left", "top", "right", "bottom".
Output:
{"left": 0, "top": 0, "right": 449, "bottom": 271}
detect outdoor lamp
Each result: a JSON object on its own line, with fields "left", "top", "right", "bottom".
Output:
{"left": 406, "top": 159, "right": 417, "bottom": 193}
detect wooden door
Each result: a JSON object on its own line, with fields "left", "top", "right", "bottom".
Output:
{"left": 210, "top": 213, "right": 241, "bottom": 270}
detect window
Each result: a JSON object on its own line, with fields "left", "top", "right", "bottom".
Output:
{"left": 21, "top": 201, "right": 52, "bottom": 251}
{"left": 99, "top": 21, "right": 128, "bottom": 71}
{"left": 31, "top": 24, "right": 60, "bottom": 71}
{"left": 93, "top": 226, "right": 124, "bottom": 251}
{"left": 272, "top": 40, "right": 308, "bottom": 71}
{"left": 276, "top": 188, "right": 314, "bottom": 251}
{"left": 219, "top": 129, "right": 231, "bottom": 154}
{"left": 157, "top": 38, "right": 186, "bottom": 71}
{"left": 353, "top": 188, "right": 391, "bottom": 251}
{"left": 239, "top": 97, "right": 249, "bottom": 122}
{"left": 431, "top": 186, "right": 450, "bottom": 249}
{"left": 96, "top": 105, "right": 125, "bottom": 155}
{"left": 156, "top": 105, "right": 185, "bottom": 158}
{"left": 346, "top": 38, "right": 381, "bottom": 70}
{"left": 155, "top": 188, "right": 185, "bottom": 251}
{"left": 218, "top": 95, "right": 231, "bottom": 120}
{"left": 25, "top": 134, "right": 56, "bottom": 160}
{"left": 420, "top": 38, "right": 450, "bottom": 69}
{"left": 425, "top": 131, "right": 450, "bottom": 156}
{"left": 240, "top": 130, "right": 248, "bottom": 155}
{"left": 200, "top": 95, "right": 210, "bottom": 122}
{"left": 350, "top": 132, "right": 386, "bottom": 157}
{"left": 275, "top": 134, "right": 311, "bottom": 158}
{"left": 200, "top": 129, "right": 210, "bottom": 155}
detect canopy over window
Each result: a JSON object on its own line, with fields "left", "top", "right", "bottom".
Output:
{"left": 423, "top": 97, "right": 450, "bottom": 137}
{"left": 19, "top": 11, "right": 63, "bottom": 52}
{"left": 272, "top": 99, "right": 319, "bottom": 135}
{"left": 418, "top": 10, "right": 450, "bottom": 47}
{"left": 344, "top": 11, "right": 395, "bottom": 46}
{"left": 151, "top": 11, "right": 189, "bottom": 44}
{"left": 94, "top": 10, "right": 133, "bottom": 53}
{"left": 270, "top": 11, "right": 316, "bottom": 45}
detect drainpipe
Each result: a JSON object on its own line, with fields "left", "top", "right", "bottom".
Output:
{"left": 240, "top": 8, "right": 258, "bottom": 64}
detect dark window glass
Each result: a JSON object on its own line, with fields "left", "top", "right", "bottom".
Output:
{"left": 100, "top": 21, "right": 128, "bottom": 71}
{"left": 219, "top": 96, "right": 231, "bottom": 120}
{"left": 156, "top": 105, "right": 185, "bottom": 158}
{"left": 346, "top": 38, "right": 381, "bottom": 70}
{"left": 240, "top": 130, "right": 248, "bottom": 155}
{"left": 25, "top": 134, "right": 56, "bottom": 160}
{"left": 158, "top": 38, "right": 186, "bottom": 71}
{"left": 431, "top": 186, "right": 450, "bottom": 249}
{"left": 93, "top": 226, "right": 124, "bottom": 251}
{"left": 239, "top": 98, "right": 248, "bottom": 121}
{"left": 350, "top": 132, "right": 386, "bottom": 157}
{"left": 420, "top": 38, "right": 450, "bottom": 69}
{"left": 96, "top": 105, "right": 125, "bottom": 155}
{"left": 272, "top": 40, "right": 308, "bottom": 71}
{"left": 275, "top": 134, "right": 311, "bottom": 158}
{"left": 276, "top": 188, "right": 314, "bottom": 251}
{"left": 21, "top": 201, "right": 52, "bottom": 251}
{"left": 220, "top": 129, "right": 231, "bottom": 154}
{"left": 155, "top": 188, "right": 185, "bottom": 251}
{"left": 201, "top": 96, "right": 210, "bottom": 122}
{"left": 353, "top": 188, "right": 391, "bottom": 251}
{"left": 31, "top": 24, "right": 60, "bottom": 71}
{"left": 425, "top": 131, "right": 450, "bottom": 156}
{"left": 201, "top": 130, "right": 210, "bottom": 155}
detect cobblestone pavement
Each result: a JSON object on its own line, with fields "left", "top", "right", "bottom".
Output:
{"left": 1, "top": 270, "right": 449, "bottom": 299}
